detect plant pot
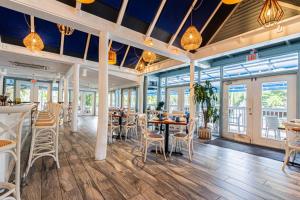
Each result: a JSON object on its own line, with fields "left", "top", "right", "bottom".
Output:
{"left": 198, "top": 128, "right": 211, "bottom": 140}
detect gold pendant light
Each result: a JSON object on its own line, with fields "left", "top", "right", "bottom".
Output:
{"left": 181, "top": 26, "right": 202, "bottom": 51}
{"left": 23, "top": 32, "right": 44, "bottom": 52}
{"left": 136, "top": 61, "right": 145, "bottom": 72}
{"left": 258, "top": 0, "right": 284, "bottom": 28}
{"left": 76, "top": 0, "right": 95, "bottom": 4}
{"left": 57, "top": 24, "right": 74, "bottom": 35}
{"left": 222, "top": 0, "right": 241, "bottom": 5}
{"left": 142, "top": 50, "right": 156, "bottom": 63}
{"left": 108, "top": 49, "right": 117, "bottom": 65}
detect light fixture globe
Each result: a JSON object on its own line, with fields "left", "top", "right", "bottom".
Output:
{"left": 57, "top": 24, "right": 74, "bottom": 35}
{"left": 23, "top": 32, "right": 44, "bottom": 51}
{"left": 142, "top": 50, "right": 156, "bottom": 63}
{"left": 180, "top": 26, "right": 202, "bottom": 51}
{"left": 136, "top": 61, "right": 145, "bottom": 72}
{"left": 258, "top": 0, "right": 284, "bottom": 28}
{"left": 222, "top": 0, "right": 241, "bottom": 5}
{"left": 76, "top": 0, "right": 95, "bottom": 4}
{"left": 108, "top": 49, "right": 117, "bottom": 65}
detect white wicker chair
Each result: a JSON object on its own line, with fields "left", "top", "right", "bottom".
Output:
{"left": 138, "top": 114, "right": 166, "bottom": 162}
{"left": 282, "top": 123, "right": 300, "bottom": 171}
{"left": 25, "top": 103, "right": 62, "bottom": 177}
{"left": 170, "top": 118, "right": 196, "bottom": 161}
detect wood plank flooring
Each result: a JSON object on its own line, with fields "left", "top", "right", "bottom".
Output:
{"left": 21, "top": 116, "right": 300, "bottom": 200}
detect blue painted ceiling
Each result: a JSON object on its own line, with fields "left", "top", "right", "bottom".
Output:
{"left": 0, "top": 0, "right": 238, "bottom": 69}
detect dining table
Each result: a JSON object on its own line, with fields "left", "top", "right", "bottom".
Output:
{"left": 148, "top": 119, "right": 187, "bottom": 154}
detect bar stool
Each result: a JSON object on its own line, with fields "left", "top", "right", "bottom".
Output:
{"left": 25, "top": 103, "right": 62, "bottom": 177}
{"left": 0, "top": 104, "right": 33, "bottom": 200}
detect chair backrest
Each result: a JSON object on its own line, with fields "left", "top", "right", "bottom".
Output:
{"left": 284, "top": 123, "right": 300, "bottom": 144}
{"left": 138, "top": 114, "right": 147, "bottom": 132}
{"left": 266, "top": 116, "right": 279, "bottom": 129}
{"left": 187, "top": 118, "right": 196, "bottom": 139}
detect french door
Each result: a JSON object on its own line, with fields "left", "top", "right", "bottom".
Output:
{"left": 166, "top": 87, "right": 190, "bottom": 113}
{"left": 78, "top": 92, "right": 95, "bottom": 115}
{"left": 223, "top": 74, "right": 296, "bottom": 149}
{"left": 16, "top": 81, "right": 51, "bottom": 110}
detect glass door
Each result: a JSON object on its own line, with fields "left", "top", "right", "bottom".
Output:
{"left": 223, "top": 75, "right": 296, "bottom": 149}
{"left": 36, "top": 83, "right": 51, "bottom": 110}
{"left": 252, "top": 75, "right": 296, "bottom": 148}
{"left": 167, "top": 88, "right": 179, "bottom": 113}
{"left": 223, "top": 79, "right": 252, "bottom": 143}
{"left": 16, "top": 80, "right": 32, "bottom": 103}
{"left": 82, "top": 92, "right": 95, "bottom": 115}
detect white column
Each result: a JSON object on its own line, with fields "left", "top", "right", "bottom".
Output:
{"left": 58, "top": 79, "right": 63, "bottom": 102}
{"left": 63, "top": 77, "right": 69, "bottom": 123}
{"left": 0, "top": 75, "right": 3, "bottom": 95}
{"left": 71, "top": 64, "right": 80, "bottom": 132}
{"left": 190, "top": 61, "right": 196, "bottom": 119}
{"left": 138, "top": 75, "right": 144, "bottom": 113}
{"left": 95, "top": 31, "right": 109, "bottom": 160}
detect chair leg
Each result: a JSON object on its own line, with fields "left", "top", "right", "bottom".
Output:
{"left": 144, "top": 140, "right": 148, "bottom": 162}
{"left": 55, "top": 129, "right": 60, "bottom": 169}
{"left": 25, "top": 128, "right": 36, "bottom": 177}
{"left": 170, "top": 138, "right": 175, "bottom": 157}
{"left": 191, "top": 139, "right": 194, "bottom": 155}
{"left": 282, "top": 148, "right": 290, "bottom": 171}
{"left": 162, "top": 141, "right": 167, "bottom": 161}
{"left": 188, "top": 140, "right": 192, "bottom": 161}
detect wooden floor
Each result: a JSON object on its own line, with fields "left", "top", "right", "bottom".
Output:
{"left": 21, "top": 116, "right": 300, "bottom": 200}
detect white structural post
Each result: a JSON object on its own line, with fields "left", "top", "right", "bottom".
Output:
{"left": 58, "top": 79, "right": 63, "bottom": 102}
{"left": 0, "top": 74, "right": 3, "bottom": 95}
{"left": 71, "top": 64, "right": 80, "bottom": 132}
{"left": 138, "top": 75, "right": 144, "bottom": 113}
{"left": 63, "top": 77, "right": 69, "bottom": 123}
{"left": 95, "top": 31, "right": 109, "bottom": 160}
{"left": 190, "top": 61, "right": 195, "bottom": 119}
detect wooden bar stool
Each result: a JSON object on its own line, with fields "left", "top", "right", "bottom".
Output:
{"left": 25, "top": 103, "right": 62, "bottom": 177}
{"left": 0, "top": 104, "right": 33, "bottom": 200}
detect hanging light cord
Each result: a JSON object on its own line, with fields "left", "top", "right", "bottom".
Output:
{"left": 191, "top": 0, "right": 204, "bottom": 25}
{"left": 111, "top": 44, "right": 125, "bottom": 52}
{"left": 24, "top": 14, "right": 31, "bottom": 30}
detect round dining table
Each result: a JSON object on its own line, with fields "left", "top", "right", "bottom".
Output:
{"left": 148, "top": 119, "right": 187, "bottom": 154}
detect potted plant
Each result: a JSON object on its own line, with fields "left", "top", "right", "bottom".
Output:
{"left": 194, "top": 80, "right": 219, "bottom": 139}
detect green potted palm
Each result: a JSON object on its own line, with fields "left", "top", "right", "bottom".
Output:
{"left": 194, "top": 80, "right": 219, "bottom": 139}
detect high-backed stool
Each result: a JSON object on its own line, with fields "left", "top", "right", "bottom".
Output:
{"left": 0, "top": 104, "right": 33, "bottom": 200}
{"left": 25, "top": 103, "right": 62, "bottom": 177}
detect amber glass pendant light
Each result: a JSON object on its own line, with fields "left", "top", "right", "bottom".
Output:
{"left": 23, "top": 16, "right": 44, "bottom": 52}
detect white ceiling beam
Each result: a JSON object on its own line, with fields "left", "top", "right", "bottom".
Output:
{"left": 207, "top": 3, "right": 240, "bottom": 45}
{"left": 192, "top": 15, "right": 300, "bottom": 62}
{"left": 199, "top": 1, "right": 222, "bottom": 34}
{"left": 145, "top": 59, "right": 187, "bottom": 75}
{"left": 168, "top": 0, "right": 198, "bottom": 47}
{"left": 0, "top": 42, "right": 138, "bottom": 80}
{"left": 83, "top": 33, "right": 91, "bottom": 60}
{"left": 1, "top": 0, "right": 190, "bottom": 62}
{"left": 60, "top": 33, "right": 65, "bottom": 55}
{"left": 278, "top": 1, "right": 300, "bottom": 12}
{"left": 120, "top": 45, "right": 130, "bottom": 67}
{"left": 117, "top": 0, "right": 128, "bottom": 25}
{"left": 145, "top": 0, "right": 166, "bottom": 38}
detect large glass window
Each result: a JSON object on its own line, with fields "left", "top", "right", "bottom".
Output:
{"left": 184, "top": 88, "right": 190, "bottom": 112}
{"left": 147, "top": 88, "right": 157, "bottom": 110}
{"left": 130, "top": 89, "right": 136, "bottom": 111}
{"left": 52, "top": 82, "right": 59, "bottom": 103}
{"left": 122, "top": 89, "right": 129, "bottom": 108}
{"left": 5, "top": 79, "right": 14, "bottom": 101}
{"left": 166, "top": 72, "right": 199, "bottom": 86}
{"left": 223, "top": 53, "right": 298, "bottom": 79}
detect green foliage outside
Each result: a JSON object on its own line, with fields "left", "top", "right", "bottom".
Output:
{"left": 262, "top": 90, "right": 287, "bottom": 108}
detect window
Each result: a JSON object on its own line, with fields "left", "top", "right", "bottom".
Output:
{"left": 130, "top": 89, "right": 136, "bottom": 111}
{"left": 52, "top": 82, "right": 59, "bottom": 103}
{"left": 147, "top": 88, "right": 157, "bottom": 110}
{"left": 5, "top": 79, "right": 15, "bottom": 101}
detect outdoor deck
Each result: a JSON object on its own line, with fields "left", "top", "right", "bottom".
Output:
{"left": 22, "top": 116, "right": 300, "bottom": 200}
